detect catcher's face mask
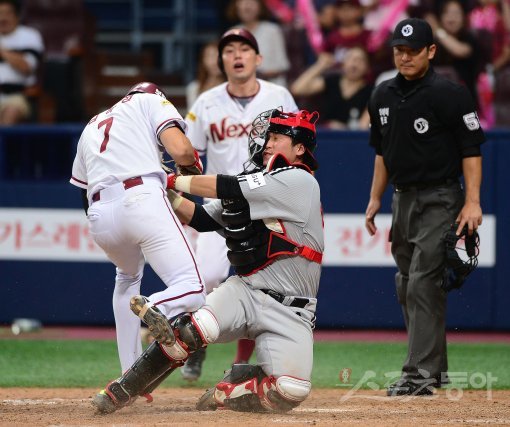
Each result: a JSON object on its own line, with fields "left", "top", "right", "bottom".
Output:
{"left": 441, "top": 224, "right": 480, "bottom": 292}
{"left": 246, "top": 108, "right": 277, "bottom": 171}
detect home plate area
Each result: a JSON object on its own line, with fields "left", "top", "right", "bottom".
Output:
{"left": 1, "top": 388, "right": 510, "bottom": 426}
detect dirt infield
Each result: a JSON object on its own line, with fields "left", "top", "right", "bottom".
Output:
{"left": 1, "top": 388, "right": 509, "bottom": 426}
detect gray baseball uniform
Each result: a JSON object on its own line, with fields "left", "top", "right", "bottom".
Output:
{"left": 201, "top": 164, "right": 323, "bottom": 380}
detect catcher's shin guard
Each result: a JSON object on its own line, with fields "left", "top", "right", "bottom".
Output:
{"left": 92, "top": 341, "right": 181, "bottom": 414}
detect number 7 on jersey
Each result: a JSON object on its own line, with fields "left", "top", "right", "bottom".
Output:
{"left": 99, "top": 117, "right": 114, "bottom": 153}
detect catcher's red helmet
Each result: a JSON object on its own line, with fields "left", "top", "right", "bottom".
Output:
{"left": 247, "top": 109, "right": 320, "bottom": 171}
{"left": 268, "top": 110, "right": 319, "bottom": 171}
{"left": 126, "top": 82, "right": 167, "bottom": 99}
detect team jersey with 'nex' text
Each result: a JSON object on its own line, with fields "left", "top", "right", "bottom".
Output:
{"left": 185, "top": 79, "right": 297, "bottom": 175}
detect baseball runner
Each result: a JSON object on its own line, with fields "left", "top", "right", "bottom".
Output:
{"left": 182, "top": 27, "right": 298, "bottom": 380}
{"left": 70, "top": 82, "right": 206, "bottom": 375}
{"left": 92, "top": 108, "right": 323, "bottom": 414}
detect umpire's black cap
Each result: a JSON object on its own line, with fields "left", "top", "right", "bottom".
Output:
{"left": 218, "top": 28, "right": 259, "bottom": 54}
{"left": 391, "top": 18, "right": 434, "bottom": 49}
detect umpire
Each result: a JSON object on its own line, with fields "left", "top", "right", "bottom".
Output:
{"left": 364, "top": 18, "right": 485, "bottom": 396}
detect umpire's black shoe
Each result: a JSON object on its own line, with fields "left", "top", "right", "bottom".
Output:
{"left": 130, "top": 295, "right": 175, "bottom": 346}
{"left": 181, "top": 347, "right": 207, "bottom": 381}
{"left": 432, "top": 375, "right": 450, "bottom": 388}
{"left": 387, "top": 379, "right": 434, "bottom": 396}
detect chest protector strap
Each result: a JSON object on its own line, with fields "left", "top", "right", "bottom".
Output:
{"left": 228, "top": 228, "right": 322, "bottom": 276}
{"left": 222, "top": 201, "right": 322, "bottom": 276}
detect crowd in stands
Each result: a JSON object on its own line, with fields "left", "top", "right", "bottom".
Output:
{"left": 4, "top": 0, "right": 510, "bottom": 128}
{"left": 0, "top": 0, "right": 43, "bottom": 125}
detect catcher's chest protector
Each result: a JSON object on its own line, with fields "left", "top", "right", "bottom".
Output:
{"left": 222, "top": 161, "right": 321, "bottom": 276}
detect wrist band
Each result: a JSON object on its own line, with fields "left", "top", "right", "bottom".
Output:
{"left": 174, "top": 175, "right": 192, "bottom": 193}
{"left": 167, "top": 190, "right": 184, "bottom": 210}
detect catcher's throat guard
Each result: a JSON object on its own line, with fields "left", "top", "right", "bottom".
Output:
{"left": 441, "top": 223, "right": 480, "bottom": 292}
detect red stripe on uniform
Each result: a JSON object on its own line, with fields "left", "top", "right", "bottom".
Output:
{"left": 155, "top": 288, "right": 204, "bottom": 305}
{"left": 156, "top": 118, "right": 183, "bottom": 135}
{"left": 71, "top": 176, "right": 87, "bottom": 185}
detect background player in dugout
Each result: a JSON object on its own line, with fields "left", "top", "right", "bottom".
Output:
{"left": 70, "top": 82, "right": 206, "bottom": 375}
{"left": 92, "top": 108, "right": 323, "bottom": 414}
{"left": 365, "top": 18, "right": 485, "bottom": 396}
{"left": 182, "top": 27, "right": 297, "bottom": 380}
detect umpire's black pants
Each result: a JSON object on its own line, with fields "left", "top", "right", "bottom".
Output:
{"left": 391, "top": 181, "right": 464, "bottom": 384}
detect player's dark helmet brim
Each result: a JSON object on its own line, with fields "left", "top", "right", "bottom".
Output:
{"left": 126, "top": 82, "right": 167, "bottom": 99}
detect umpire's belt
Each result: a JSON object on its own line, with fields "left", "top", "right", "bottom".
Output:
{"left": 261, "top": 289, "right": 310, "bottom": 308}
{"left": 92, "top": 176, "right": 143, "bottom": 202}
{"left": 394, "top": 178, "right": 459, "bottom": 193}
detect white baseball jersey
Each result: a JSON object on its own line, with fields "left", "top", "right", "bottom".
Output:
{"left": 185, "top": 79, "right": 298, "bottom": 175}
{"left": 69, "top": 93, "right": 205, "bottom": 373}
{"left": 70, "top": 93, "right": 186, "bottom": 203}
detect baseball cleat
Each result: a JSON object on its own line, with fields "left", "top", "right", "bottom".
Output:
{"left": 92, "top": 379, "right": 135, "bottom": 414}
{"left": 130, "top": 295, "right": 175, "bottom": 346}
{"left": 181, "top": 347, "right": 206, "bottom": 381}
{"left": 196, "top": 387, "right": 220, "bottom": 411}
{"left": 92, "top": 389, "right": 121, "bottom": 414}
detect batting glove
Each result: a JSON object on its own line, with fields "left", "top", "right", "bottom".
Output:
{"left": 167, "top": 173, "right": 177, "bottom": 190}
{"left": 177, "top": 149, "right": 203, "bottom": 176}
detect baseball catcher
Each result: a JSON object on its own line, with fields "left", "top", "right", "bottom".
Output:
{"left": 92, "top": 108, "right": 323, "bottom": 414}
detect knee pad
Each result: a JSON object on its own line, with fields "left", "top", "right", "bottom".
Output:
{"left": 191, "top": 307, "right": 220, "bottom": 344}
{"left": 177, "top": 308, "right": 220, "bottom": 348}
{"left": 258, "top": 375, "right": 311, "bottom": 412}
{"left": 162, "top": 308, "right": 220, "bottom": 362}
{"left": 270, "top": 376, "right": 311, "bottom": 405}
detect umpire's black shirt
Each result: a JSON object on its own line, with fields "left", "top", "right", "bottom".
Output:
{"left": 368, "top": 67, "right": 486, "bottom": 186}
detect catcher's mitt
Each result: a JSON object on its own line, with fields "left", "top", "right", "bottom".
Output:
{"left": 441, "top": 223, "right": 480, "bottom": 292}
{"left": 161, "top": 150, "right": 203, "bottom": 176}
